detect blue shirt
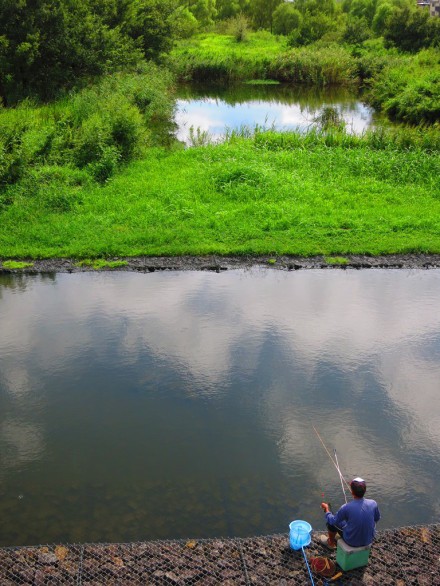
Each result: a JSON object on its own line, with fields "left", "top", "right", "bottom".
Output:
{"left": 325, "top": 498, "right": 380, "bottom": 547}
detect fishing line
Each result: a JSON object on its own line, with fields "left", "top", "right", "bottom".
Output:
{"left": 312, "top": 426, "right": 351, "bottom": 491}
{"left": 334, "top": 448, "right": 348, "bottom": 504}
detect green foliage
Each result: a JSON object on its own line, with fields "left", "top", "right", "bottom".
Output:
{"left": 216, "top": 0, "right": 251, "bottom": 21}
{"left": 170, "top": 7, "right": 200, "bottom": 39}
{"left": 343, "top": 16, "right": 372, "bottom": 45}
{"left": 122, "top": 0, "right": 177, "bottom": 60}
{"left": 0, "top": 0, "right": 179, "bottom": 103}
{"left": 178, "top": 0, "right": 218, "bottom": 27}
{"left": 273, "top": 4, "right": 303, "bottom": 36}
{"left": 383, "top": 5, "right": 439, "bottom": 53}
{"left": 366, "top": 49, "right": 440, "bottom": 123}
{"left": 251, "top": 0, "right": 283, "bottom": 32}
{"left": 230, "top": 13, "right": 250, "bottom": 42}
{"left": 0, "top": 67, "right": 175, "bottom": 197}
{"left": 168, "top": 32, "right": 287, "bottom": 82}
{"left": 289, "top": 13, "right": 337, "bottom": 46}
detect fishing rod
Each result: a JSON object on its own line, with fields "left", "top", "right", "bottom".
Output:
{"left": 334, "top": 448, "right": 348, "bottom": 504}
{"left": 312, "top": 426, "right": 351, "bottom": 494}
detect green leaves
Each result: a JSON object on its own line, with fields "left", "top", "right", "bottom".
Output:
{"left": 0, "top": 0, "right": 178, "bottom": 103}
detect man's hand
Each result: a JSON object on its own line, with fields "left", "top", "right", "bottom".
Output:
{"left": 321, "top": 502, "right": 330, "bottom": 513}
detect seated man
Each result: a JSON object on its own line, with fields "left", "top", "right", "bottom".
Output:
{"left": 320, "top": 477, "right": 380, "bottom": 549}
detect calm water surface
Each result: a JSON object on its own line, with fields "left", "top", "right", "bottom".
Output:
{"left": 175, "top": 84, "right": 379, "bottom": 144}
{"left": 1, "top": 270, "right": 440, "bottom": 546}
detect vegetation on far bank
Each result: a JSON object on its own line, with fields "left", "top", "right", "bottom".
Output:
{"left": 1, "top": 1, "right": 439, "bottom": 262}
{"left": 1, "top": 129, "right": 439, "bottom": 259}
{"left": 168, "top": 34, "right": 440, "bottom": 124}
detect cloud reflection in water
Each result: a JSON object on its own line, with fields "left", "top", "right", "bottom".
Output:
{"left": 0, "top": 269, "right": 439, "bottom": 543}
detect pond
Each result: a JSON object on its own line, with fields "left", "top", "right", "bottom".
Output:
{"left": 1, "top": 270, "right": 440, "bottom": 546}
{"left": 174, "top": 83, "right": 381, "bottom": 145}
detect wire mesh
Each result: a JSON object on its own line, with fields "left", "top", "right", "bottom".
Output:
{"left": 0, "top": 524, "right": 438, "bottom": 585}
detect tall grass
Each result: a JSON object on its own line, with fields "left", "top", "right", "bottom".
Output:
{"left": 167, "top": 32, "right": 288, "bottom": 82}
{"left": 1, "top": 129, "right": 439, "bottom": 258}
{"left": 267, "top": 45, "right": 358, "bottom": 85}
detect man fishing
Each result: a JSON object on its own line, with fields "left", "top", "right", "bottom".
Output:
{"left": 320, "top": 477, "right": 381, "bottom": 549}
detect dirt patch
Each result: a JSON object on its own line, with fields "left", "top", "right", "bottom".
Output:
{"left": 1, "top": 254, "right": 440, "bottom": 274}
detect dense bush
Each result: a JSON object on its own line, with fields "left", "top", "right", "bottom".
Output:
{"left": 0, "top": 66, "right": 175, "bottom": 196}
{"left": 366, "top": 49, "right": 440, "bottom": 123}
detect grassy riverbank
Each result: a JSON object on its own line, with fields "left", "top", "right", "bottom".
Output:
{"left": 1, "top": 129, "right": 439, "bottom": 259}
{"left": 167, "top": 33, "right": 357, "bottom": 85}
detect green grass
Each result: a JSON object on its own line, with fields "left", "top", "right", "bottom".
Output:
{"left": 167, "top": 32, "right": 290, "bottom": 82}
{"left": 1, "top": 130, "right": 439, "bottom": 259}
{"left": 1, "top": 260, "right": 34, "bottom": 269}
{"left": 168, "top": 33, "right": 358, "bottom": 86}
{"left": 75, "top": 259, "right": 128, "bottom": 269}
{"left": 324, "top": 256, "right": 349, "bottom": 265}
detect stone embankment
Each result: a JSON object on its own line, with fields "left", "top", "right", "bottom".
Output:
{"left": 0, "top": 524, "right": 438, "bottom": 585}
{"left": 2, "top": 254, "right": 440, "bottom": 275}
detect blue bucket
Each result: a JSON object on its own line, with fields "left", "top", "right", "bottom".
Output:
{"left": 289, "top": 520, "right": 312, "bottom": 550}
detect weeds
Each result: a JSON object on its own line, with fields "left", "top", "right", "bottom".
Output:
{"left": 75, "top": 259, "right": 128, "bottom": 269}
{"left": 1, "top": 260, "right": 34, "bottom": 269}
{"left": 324, "top": 256, "right": 349, "bottom": 265}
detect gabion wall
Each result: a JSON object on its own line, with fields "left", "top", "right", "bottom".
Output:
{"left": 0, "top": 524, "right": 438, "bottom": 585}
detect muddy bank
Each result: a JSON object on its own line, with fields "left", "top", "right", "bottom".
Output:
{"left": 0, "top": 524, "right": 438, "bottom": 585}
{"left": 2, "top": 254, "right": 440, "bottom": 274}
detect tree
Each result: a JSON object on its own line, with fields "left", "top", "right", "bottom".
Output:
{"left": 250, "top": 0, "right": 283, "bottom": 32}
{"left": 383, "top": 5, "right": 435, "bottom": 52}
{"left": 348, "top": 0, "right": 377, "bottom": 25}
{"left": 122, "top": 0, "right": 177, "bottom": 59}
{"left": 294, "top": 12, "right": 336, "bottom": 45}
{"left": 343, "top": 16, "right": 372, "bottom": 44}
{"left": 216, "top": 0, "right": 251, "bottom": 20}
{"left": 273, "top": 3, "right": 302, "bottom": 36}
{"left": 0, "top": 0, "right": 142, "bottom": 103}
{"left": 179, "top": 0, "right": 217, "bottom": 26}
{"left": 372, "top": 1, "right": 394, "bottom": 35}
{"left": 169, "top": 6, "right": 199, "bottom": 38}
{"left": 0, "top": 0, "right": 179, "bottom": 103}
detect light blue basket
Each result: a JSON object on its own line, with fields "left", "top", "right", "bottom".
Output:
{"left": 289, "top": 520, "right": 312, "bottom": 550}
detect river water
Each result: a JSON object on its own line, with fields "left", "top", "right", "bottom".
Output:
{"left": 175, "top": 83, "right": 379, "bottom": 144}
{"left": 1, "top": 270, "right": 439, "bottom": 546}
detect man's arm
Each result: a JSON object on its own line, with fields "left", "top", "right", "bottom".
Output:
{"left": 324, "top": 504, "right": 347, "bottom": 527}
{"left": 374, "top": 504, "right": 381, "bottom": 523}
